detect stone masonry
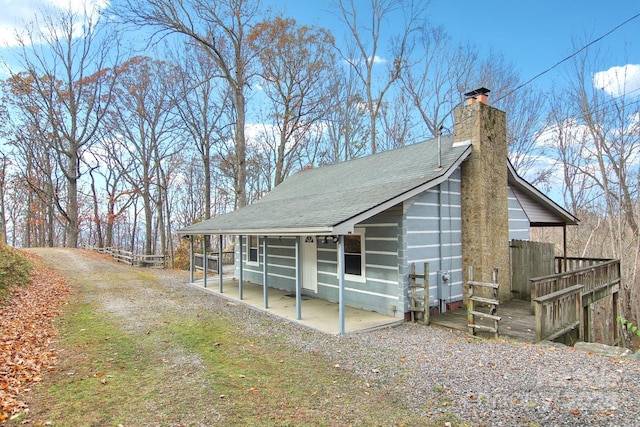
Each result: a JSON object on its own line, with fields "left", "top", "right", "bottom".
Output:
{"left": 454, "top": 99, "right": 511, "bottom": 301}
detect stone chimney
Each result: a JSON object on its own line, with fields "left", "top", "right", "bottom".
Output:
{"left": 454, "top": 88, "right": 511, "bottom": 301}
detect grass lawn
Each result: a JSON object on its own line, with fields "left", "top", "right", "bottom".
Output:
{"left": 4, "top": 249, "right": 462, "bottom": 426}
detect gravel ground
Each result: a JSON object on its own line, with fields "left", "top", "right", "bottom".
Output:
{"left": 33, "top": 248, "right": 640, "bottom": 426}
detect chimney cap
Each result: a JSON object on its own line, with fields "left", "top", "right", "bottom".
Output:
{"left": 464, "top": 87, "right": 491, "bottom": 98}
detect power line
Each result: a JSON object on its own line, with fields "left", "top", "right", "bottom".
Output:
{"left": 496, "top": 12, "right": 640, "bottom": 103}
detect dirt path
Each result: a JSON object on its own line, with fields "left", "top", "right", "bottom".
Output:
{"left": 23, "top": 248, "right": 227, "bottom": 425}
{"left": 16, "top": 248, "right": 640, "bottom": 427}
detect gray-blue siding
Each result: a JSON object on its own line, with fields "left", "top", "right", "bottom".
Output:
{"left": 509, "top": 187, "right": 531, "bottom": 241}
{"left": 233, "top": 169, "right": 532, "bottom": 317}
{"left": 234, "top": 207, "right": 403, "bottom": 317}
{"left": 401, "top": 171, "right": 463, "bottom": 311}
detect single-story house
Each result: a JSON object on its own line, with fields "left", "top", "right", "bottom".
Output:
{"left": 177, "top": 88, "right": 578, "bottom": 334}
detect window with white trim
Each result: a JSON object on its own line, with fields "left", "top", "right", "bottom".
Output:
{"left": 247, "top": 235, "right": 259, "bottom": 264}
{"left": 344, "top": 229, "right": 365, "bottom": 279}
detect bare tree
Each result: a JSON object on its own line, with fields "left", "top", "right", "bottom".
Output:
{"left": 106, "top": 56, "right": 180, "bottom": 255}
{"left": 249, "top": 16, "right": 336, "bottom": 186}
{"left": 172, "top": 43, "right": 232, "bottom": 220}
{"left": 333, "top": 0, "right": 425, "bottom": 154}
{"left": 320, "top": 68, "right": 369, "bottom": 164}
{"left": 547, "top": 46, "right": 640, "bottom": 346}
{"left": 0, "top": 154, "right": 8, "bottom": 245}
{"left": 1, "top": 72, "right": 63, "bottom": 247}
{"left": 10, "top": 3, "right": 119, "bottom": 247}
{"left": 118, "top": 0, "right": 263, "bottom": 208}
{"left": 475, "top": 54, "right": 549, "bottom": 185}
{"left": 399, "top": 26, "right": 477, "bottom": 138}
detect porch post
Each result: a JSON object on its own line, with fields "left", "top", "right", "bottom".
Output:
{"left": 563, "top": 225, "right": 568, "bottom": 272}
{"left": 263, "top": 236, "right": 269, "bottom": 308}
{"left": 296, "top": 236, "right": 302, "bottom": 320}
{"left": 613, "top": 289, "right": 619, "bottom": 345}
{"left": 238, "top": 235, "right": 244, "bottom": 300}
{"left": 218, "top": 234, "right": 223, "bottom": 293}
{"left": 203, "top": 236, "right": 208, "bottom": 288}
{"left": 338, "top": 235, "right": 345, "bottom": 335}
{"left": 189, "top": 235, "right": 194, "bottom": 283}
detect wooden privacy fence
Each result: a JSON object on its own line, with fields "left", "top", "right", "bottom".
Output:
{"left": 92, "top": 246, "right": 166, "bottom": 268}
{"left": 510, "top": 240, "right": 555, "bottom": 301}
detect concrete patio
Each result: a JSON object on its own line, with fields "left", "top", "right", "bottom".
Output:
{"left": 187, "top": 276, "right": 403, "bottom": 334}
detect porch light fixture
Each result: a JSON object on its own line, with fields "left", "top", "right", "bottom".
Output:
{"left": 332, "top": 236, "right": 340, "bottom": 243}
{"left": 323, "top": 236, "right": 328, "bottom": 244}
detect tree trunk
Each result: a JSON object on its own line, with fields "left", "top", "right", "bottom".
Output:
{"left": 234, "top": 86, "right": 247, "bottom": 208}
{"left": 67, "top": 153, "right": 79, "bottom": 248}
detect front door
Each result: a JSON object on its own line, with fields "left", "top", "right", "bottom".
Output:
{"left": 301, "top": 236, "right": 318, "bottom": 292}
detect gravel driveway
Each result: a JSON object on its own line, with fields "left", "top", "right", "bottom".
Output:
{"left": 33, "top": 248, "right": 640, "bottom": 426}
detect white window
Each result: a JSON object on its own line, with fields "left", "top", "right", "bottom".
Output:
{"left": 344, "top": 229, "right": 365, "bottom": 280}
{"left": 247, "top": 235, "right": 259, "bottom": 265}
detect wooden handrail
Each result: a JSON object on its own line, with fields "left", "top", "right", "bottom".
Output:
{"left": 530, "top": 259, "right": 620, "bottom": 313}
{"left": 533, "top": 284, "right": 583, "bottom": 342}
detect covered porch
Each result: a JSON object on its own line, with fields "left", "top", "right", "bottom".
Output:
{"left": 187, "top": 276, "right": 403, "bottom": 334}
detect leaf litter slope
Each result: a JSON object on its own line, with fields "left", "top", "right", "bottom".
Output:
{"left": 0, "top": 251, "right": 69, "bottom": 421}
{"left": 8, "top": 248, "right": 428, "bottom": 426}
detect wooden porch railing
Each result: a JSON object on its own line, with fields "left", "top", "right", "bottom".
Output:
{"left": 193, "top": 251, "right": 234, "bottom": 273}
{"left": 533, "top": 284, "right": 582, "bottom": 342}
{"left": 530, "top": 259, "right": 620, "bottom": 313}
{"left": 555, "top": 256, "right": 615, "bottom": 273}
{"left": 529, "top": 258, "right": 620, "bottom": 343}
{"left": 90, "top": 246, "right": 166, "bottom": 268}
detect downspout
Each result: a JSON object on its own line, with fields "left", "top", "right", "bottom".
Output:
{"left": 438, "top": 184, "right": 444, "bottom": 313}
{"left": 295, "top": 236, "right": 302, "bottom": 320}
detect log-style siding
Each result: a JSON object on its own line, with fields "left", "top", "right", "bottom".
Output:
{"left": 231, "top": 168, "right": 535, "bottom": 317}
{"left": 402, "top": 170, "right": 463, "bottom": 312}
{"left": 508, "top": 187, "right": 530, "bottom": 241}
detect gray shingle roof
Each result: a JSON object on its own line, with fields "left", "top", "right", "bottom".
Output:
{"left": 177, "top": 135, "right": 472, "bottom": 236}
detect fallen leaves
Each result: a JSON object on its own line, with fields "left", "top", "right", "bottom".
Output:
{"left": 0, "top": 251, "right": 70, "bottom": 418}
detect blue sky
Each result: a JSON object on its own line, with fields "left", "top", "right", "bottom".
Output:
{"left": 271, "top": 0, "right": 640, "bottom": 97}
{"left": 1, "top": 0, "right": 639, "bottom": 96}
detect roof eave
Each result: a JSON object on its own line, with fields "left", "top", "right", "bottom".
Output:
{"left": 507, "top": 161, "right": 579, "bottom": 226}
{"left": 176, "top": 225, "right": 336, "bottom": 237}
{"left": 335, "top": 144, "right": 473, "bottom": 232}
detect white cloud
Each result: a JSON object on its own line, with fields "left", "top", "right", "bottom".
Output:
{"left": 369, "top": 55, "right": 387, "bottom": 65}
{"left": 592, "top": 64, "right": 640, "bottom": 98}
{"left": 0, "top": 0, "right": 109, "bottom": 48}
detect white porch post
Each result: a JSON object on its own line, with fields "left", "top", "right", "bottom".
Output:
{"left": 238, "top": 235, "right": 244, "bottom": 300}
{"left": 263, "top": 236, "right": 269, "bottom": 308}
{"left": 338, "top": 235, "right": 346, "bottom": 335}
{"left": 295, "top": 236, "right": 302, "bottom": 320}
{"left": 189, "top": 235, "right": 195, "bottom": 283}
{"left": 218, "top": 234, "right": 223, "bottom": 293}
{"left": 203, "top": 236, "right": 208, "bottom": 288}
